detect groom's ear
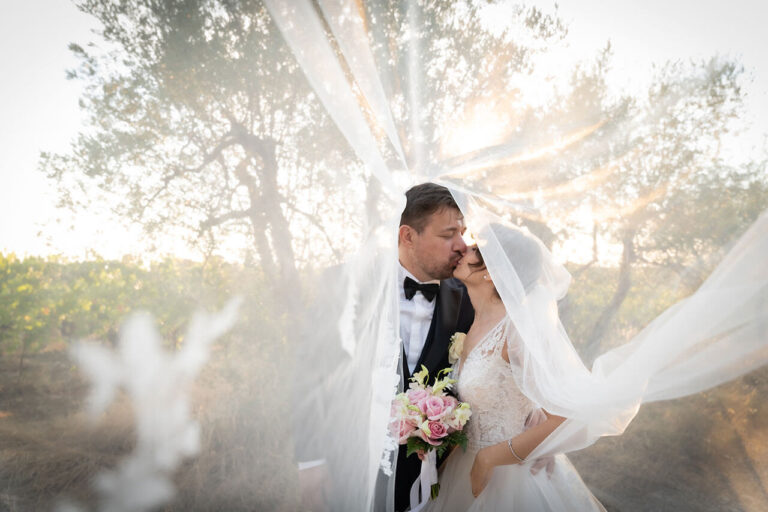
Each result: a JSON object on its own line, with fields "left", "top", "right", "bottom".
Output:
{"left": 399, "top": 224, "right": 415, "bottom": 247}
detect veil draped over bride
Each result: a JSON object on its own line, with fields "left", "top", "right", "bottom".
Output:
{"left": 256, "top": 1, "right": 768, "bottom": 510}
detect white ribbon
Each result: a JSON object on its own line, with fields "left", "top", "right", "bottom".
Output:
{"left": 408, "top": 450, "right": 438, "bottom": 512}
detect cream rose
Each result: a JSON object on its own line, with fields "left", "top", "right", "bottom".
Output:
{"left": 448, "top": 332, "right": 466, "bottom": 364}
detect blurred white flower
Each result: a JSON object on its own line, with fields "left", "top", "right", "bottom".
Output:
{"left": 67, "top": 298, "right": 242, "bottom": 512}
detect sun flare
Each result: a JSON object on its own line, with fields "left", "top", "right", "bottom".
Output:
{"left": 440, "top": 101, "right": 512, "bottom": 159}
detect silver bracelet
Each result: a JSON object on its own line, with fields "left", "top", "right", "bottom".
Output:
{"left": 507, "top": 438, "right": 526, "bottom": 463}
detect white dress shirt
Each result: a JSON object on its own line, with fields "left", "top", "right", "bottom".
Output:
{"left": 398, "top": 263, "right": 440, "bottom": 375}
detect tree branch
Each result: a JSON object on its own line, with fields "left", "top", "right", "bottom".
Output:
{"left": 284, "top": 203, "right": 343, "bottom": 262}
{"left": 136, "top": 134, "right": 238, "bottom": 219}
{"left": 200, "top": 208, "right": 253, "bottom": 232}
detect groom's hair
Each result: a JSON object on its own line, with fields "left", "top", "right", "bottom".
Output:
{"left": 400, "top": 183, "right": 459, "bottom": 233}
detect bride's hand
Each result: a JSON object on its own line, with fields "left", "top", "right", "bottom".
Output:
{"left": 530, "top": 454, "right": 556, "bottom": 477}
{"left": 470, "top": 449, "right": 494, "bottom": 498}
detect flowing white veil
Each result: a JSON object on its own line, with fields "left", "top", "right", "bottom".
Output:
{"left": 452, "top": 193, "right": 768, "bottom": 462}
{"left": 259, "top": 1, "right": 768, "bottom": 510}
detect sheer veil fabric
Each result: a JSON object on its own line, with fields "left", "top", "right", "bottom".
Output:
{"left": 260, "top": 1, "right": 768, "bottom": 510}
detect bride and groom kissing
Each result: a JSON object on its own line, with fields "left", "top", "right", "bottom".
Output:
{"left": 296, "top": 181, "right": 603, "bottom": 511}
{"left": 391, "top": 183, "right": 576, "bottom": 512}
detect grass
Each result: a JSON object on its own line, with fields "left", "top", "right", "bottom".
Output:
{"left": 0, "top": 345, "right": 299, "bottom": 511}
{"left": 0, "top": 350, "right": 766, "bottom": 511}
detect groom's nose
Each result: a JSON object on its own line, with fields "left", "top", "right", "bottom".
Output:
{"left": 454, "top": 235, "right": 468, "bottom": 254}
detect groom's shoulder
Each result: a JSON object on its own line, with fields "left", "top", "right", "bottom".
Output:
{"left": 442, "top": 278, "right": 474, "bottom": 324}
{"left": 441, "top": 277, "right": 467, "bottom": 292}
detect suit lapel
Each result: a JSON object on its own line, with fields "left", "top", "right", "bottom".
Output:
{"left": 415, "top": 280, "right": 462, "bottom": 375}
{"left": 401, "top": 345, "right": 411, "bottom": 388}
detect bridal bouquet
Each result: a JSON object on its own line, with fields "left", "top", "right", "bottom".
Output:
{"left": 391, "top": 365, "right": 471, "bottom": 502}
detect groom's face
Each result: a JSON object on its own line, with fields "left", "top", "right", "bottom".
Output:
{"left": 410, "top": 207, "right": 467, "bottom": 280}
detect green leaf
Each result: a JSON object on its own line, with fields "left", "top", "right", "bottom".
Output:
{"left": 406, "top": 437, "right": 430, "bottom": 458}
{"left": 444, "top": 430, "right": 468, "bottom": 451}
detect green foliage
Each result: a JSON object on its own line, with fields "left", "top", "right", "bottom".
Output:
{"left": 405, "top": 430, "right": 468, "bottom": 459}
{"left": 438, "top": 430, "right": 468, "bottom": 457}
{"left": 540, "top": 56, "right": 768, "bottom": 347}
{"left": 0, "top": 252, "right": 267, "bottom": 356}
{"left": 562, "top": 264, "right": 695, "bottom": 362}
{"left": 406, "top": 436, "right": 429, "bottom": 458}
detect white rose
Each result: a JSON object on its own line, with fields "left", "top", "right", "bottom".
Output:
{"left": 448, "top": 332, "right": 466, "bottom": 364}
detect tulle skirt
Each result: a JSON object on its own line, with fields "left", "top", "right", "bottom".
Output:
{"left": 424, "top": 446, "right": 606, "bottom": 512}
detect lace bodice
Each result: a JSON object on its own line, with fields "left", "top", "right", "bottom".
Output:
{"left": 454, "top": 318, "right": 535, "bottom": 450}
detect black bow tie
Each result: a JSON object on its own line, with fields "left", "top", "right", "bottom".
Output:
{"left": 403, "top": 277, "right": 440, "bottom": 302}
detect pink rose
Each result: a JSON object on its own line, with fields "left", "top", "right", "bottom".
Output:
{"left": 427, "top": 420, "right": 448, "bottom": 440}
{"left": 418, "top": 396, "right": 447, "bottom": 420}
{"left": 406, "top": 387, "right": 428, "bottom": 404}
{"left": 442, "top": 395, "right": 458, "bottom": 413}
{"left": 396, "top": 419, "right": 417, "bottom": 444}
{"left": 417, "top": 428, "right": 442, "bottom": 446}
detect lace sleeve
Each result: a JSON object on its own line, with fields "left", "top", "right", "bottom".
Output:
{"left": 477, "top": 318, "right": 526, "bottom": 374}
{"left": 503, "top": 320, "right": 526, "bottom": 375}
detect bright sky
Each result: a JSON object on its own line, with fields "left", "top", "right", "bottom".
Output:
{"left": 538, "top": 0, "right": 768, "bottom": 143}
{"left": 1, "top": 1, "right": 95, "bottom": 259}
{"left": 1, "top": 0, "right": 766, "bottom": 262}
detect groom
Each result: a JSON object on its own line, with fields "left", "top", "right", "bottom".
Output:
{"left": 394, "top": 183, "right": 475, "bottom": 512}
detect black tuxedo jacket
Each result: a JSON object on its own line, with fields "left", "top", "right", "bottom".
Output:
{"left": 394, "top": 277, "right": 474, "bottom": 512}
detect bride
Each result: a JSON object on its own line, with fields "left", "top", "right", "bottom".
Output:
{"left": 425, "top": 223, "right": 606, "bottom": 511}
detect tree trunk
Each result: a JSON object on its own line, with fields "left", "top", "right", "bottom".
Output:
{"left": 234, "top": 159, "right": 278, "bottom": 279}
{"left": 233, "top": 123, "right": 302, "bottom": 311}
{"left": 584, "top": 228, "right": 635, "bottom": 364}
{"left": 16, "top": 333, "right": 27, "bottom": 386}
{"left": 558, "top": 223, "right": 599, "bottom": 327}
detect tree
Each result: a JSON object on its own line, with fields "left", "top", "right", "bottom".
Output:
{"left": 450, "top": 49, "right": 768, "bottom": 357}
{"left": 561, "top": 59, "right": 768, "bottom": 356}
{"left": 43, "top": 0, "right": 765, "bottom": 351}
{"left": 44, "top": 0, "right": 363, "bottom": 309}
{"left": 43, "top": 0, "right": 568, "bottom": 275}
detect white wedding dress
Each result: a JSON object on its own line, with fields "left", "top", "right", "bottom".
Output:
{"left": 425, "top": 318, "right": 605, "bottom": 512}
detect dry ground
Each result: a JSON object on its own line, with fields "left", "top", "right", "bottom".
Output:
{"left": 0, "top": 349, "right": 298, "bottom": 511}
{"left": 1, "top": 351, "right": 766, "bottom": 511}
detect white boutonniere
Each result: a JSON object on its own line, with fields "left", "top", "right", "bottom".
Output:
{"left": 448, "top": 332, "right": 466, "bottom": 364}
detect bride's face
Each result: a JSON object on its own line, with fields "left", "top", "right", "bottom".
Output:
{"left": 453, "top": 244, "right": 484, "bottom": 283}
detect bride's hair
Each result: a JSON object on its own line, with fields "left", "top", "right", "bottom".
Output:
{"left": 470, "top": 223, "right": 543, "bottom": 294}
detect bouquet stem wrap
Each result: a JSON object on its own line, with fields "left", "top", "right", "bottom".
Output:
{"left": 409, "top": 450, "right": 438, "bottom": 511}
